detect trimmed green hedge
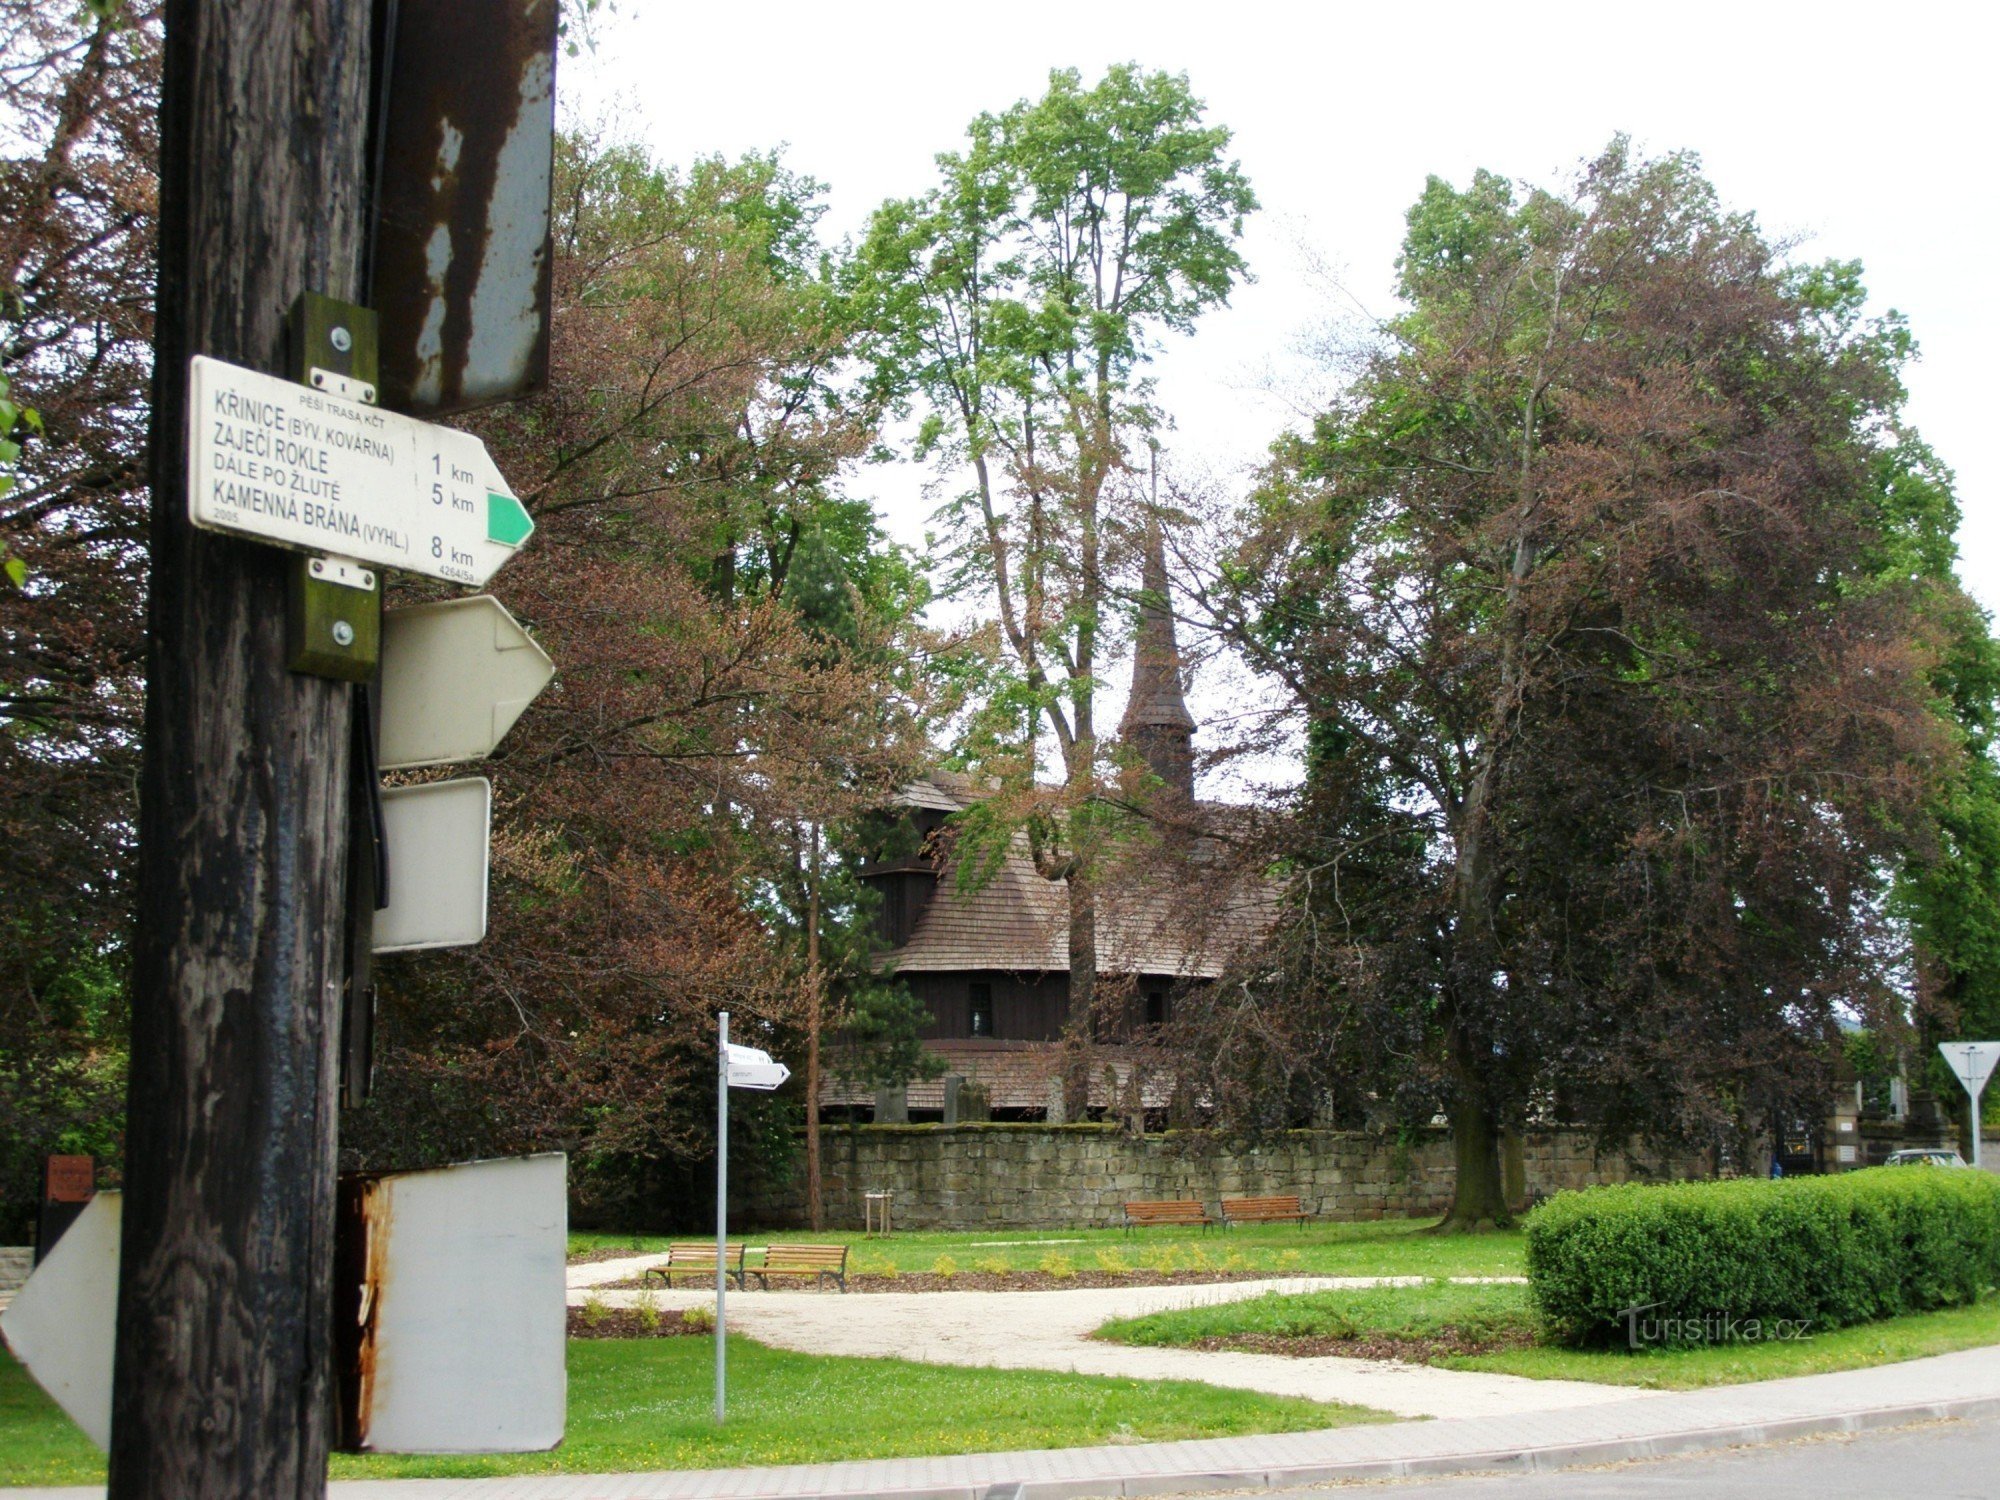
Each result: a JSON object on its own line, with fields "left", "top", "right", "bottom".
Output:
{"left": 1525, "top": 1167, "right": 2000, "bottom": 1347}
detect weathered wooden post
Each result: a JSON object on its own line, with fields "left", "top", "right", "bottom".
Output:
{"left": 110, "top": 3, "right": 372, "bottom": 1493}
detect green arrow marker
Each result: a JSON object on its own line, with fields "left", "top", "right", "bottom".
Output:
{"left": 487, "top": 492, "right": 534, "bottom": 548}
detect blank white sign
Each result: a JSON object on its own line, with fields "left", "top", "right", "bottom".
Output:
{"left": 374, "top": 777, "right": 491, "bottom": 953}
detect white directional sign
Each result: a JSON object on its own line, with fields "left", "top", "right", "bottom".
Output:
{"left": 187, "top": 354, "right": 534, "bottom": 586}
{"left": 374, "top": 778, "right": 491, "bottom": 953}
{"left": 0, "top": 1192, "right": 120, "bottom": 1449}
{"left": 724, "top": 1042, "right": 790, "bottom": 1091}
{"left": 380, "top": 597, "right": 555, "bottom": 769}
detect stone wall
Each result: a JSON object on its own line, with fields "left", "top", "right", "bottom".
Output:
{"left": 750, "top": 1124, "right": 1703, "bottom": 1230}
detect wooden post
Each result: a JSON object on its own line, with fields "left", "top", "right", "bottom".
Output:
{"left": 110, "top": 3, "right": 373, "bottom": 1494}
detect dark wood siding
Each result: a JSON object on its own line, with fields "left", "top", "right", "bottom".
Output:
{"left": 908, "top": 970, "right": 1071, "bottom": 1041}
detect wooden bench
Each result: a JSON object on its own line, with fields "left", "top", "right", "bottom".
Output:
{"left": 751, "top": 1243, "right": 849, "bottom": 1291}
{"left": 1221, "top": 1194, "right": 1310, "bottom": 1228}
{"left": 1123, "top": 1199, "right": 1214, "bottom": 1233}
{"left": 643, "top": 1242, "right": 748, "bottom": 1288}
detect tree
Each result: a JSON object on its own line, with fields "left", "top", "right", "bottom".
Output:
{"left": 1213, "top": 142, "right": 1962, "bottom": 1228}
{"left": 342, "top": 131, "right": 932, "bottom": 1229}
{"left": 852, "top": 65, "right": 1254, "bottom": 1084}
{"left": 0, "top": 0, "right": 159, "bottom": 1236}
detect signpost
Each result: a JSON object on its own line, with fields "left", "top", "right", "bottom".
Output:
{"left": 1939, "top": 1041, "right": 2000, "bottom": 1169}
{"left": 110, "top": 5, "right": 560, "bottom": 1489}
{"left": 187, "top": 355, "right": 534, "bottom": 587}
{"left": 714, "top": 1012, "right": 789, "bottom": 1423}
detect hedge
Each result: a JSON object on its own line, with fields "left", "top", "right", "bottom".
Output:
{"left": 1524, "top": 1167, "right": 2000, "bottom": 1347}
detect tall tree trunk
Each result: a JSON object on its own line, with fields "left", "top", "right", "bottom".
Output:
{"left": 804, "top": 826, "right": 824, "bottom": 1230}
{"left": 1062, "top": 872, "right": 1098, "bottom": 1119}
{"left": 1436, "top": 1018, "right": 1509, "bottom": 1230}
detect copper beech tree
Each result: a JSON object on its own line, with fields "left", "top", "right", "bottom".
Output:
{"left": 1209, "top": 143, "right": 1977, "bottom": 1228}
{"left": 0, "top": 1, "right": 159, "bottom": 1235}
{"left": 335, "top": 134, "right": 936, "bottom": 1221}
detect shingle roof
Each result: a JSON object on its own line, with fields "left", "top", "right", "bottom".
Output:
{"left": 879, "top": 776, "right": 1278, "bottom": 979}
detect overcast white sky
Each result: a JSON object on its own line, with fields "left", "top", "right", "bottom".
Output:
{"left": 567, "top": 0, "right": 1996, "bottom": 760}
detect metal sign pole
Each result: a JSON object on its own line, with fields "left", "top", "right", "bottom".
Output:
{"left": 715, "top": 1010, "right": 729, "bottom": 1424}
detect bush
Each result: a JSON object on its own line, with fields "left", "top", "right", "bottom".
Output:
{"left": 1526, "top": 1167, "right": 2000, "bottom": 1347}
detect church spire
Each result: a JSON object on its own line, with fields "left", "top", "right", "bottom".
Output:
{"left": 1120, "top": 517, "right": 1195, "bottom": 800}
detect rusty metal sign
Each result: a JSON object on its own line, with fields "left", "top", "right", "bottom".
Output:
{"left": 371, "top": 0, "right": 556, "bottom": 414}
{"left": 44, "top": 1155, "right": 94, "bottom": 1203}
{"left": 335, "top": 1154, "right": 566, "bottom": 1453}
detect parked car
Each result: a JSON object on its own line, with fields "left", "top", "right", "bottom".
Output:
{"left": 1884, "top": 1148, "right": 1969, "bottom": 1167}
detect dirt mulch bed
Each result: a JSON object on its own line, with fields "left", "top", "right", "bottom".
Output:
{"left": 567, "top": 1305, "right": 709, "bottom": 1339}
{"left": 1171, "top": 1327, "right": 1539, "bottom": 1363}
{"left": 599, "top": 1268, "right": 1306, "bottom": 1294}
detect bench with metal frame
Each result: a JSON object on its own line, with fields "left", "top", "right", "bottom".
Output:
{"left": 751, "top": 1242, "right": 849, "bottom": 1291}
{"left": 1122, "top": 1199, "right": 1214, "bottom": 1234}
{"left": 642, "top": 1241, "right": 749, "bottom": 1288}
{"left": 1220, "top": 1194, "right": 1311, "bottom": 1228}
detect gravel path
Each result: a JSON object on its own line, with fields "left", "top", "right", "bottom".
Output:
{"left": 565, "top": 1257, "right": 1647, "bottom": 1420}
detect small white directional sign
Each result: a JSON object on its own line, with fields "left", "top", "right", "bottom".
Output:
{"left": 374, "top": 778, "right": 492, "bottom": 953}
{"left": 724, "top": 1042, "right": 790, "bottom": 1091}
{"left": 187, "top": 354, "right": 534, "bottom": 586}
{"left": 380, "top": 597, "right": 555, "bottom": 770}
{"left": 0, "top": 1192, "right": 120, "bottom": 1449}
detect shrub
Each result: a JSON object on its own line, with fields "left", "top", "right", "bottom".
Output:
{"left": 931, "top": 1254, "right": 959, "bottom": 1278}
{"left": 1526, "top": 1167, "right": 2000, "bottom": 1347}
{"left": 974, "top": 1254, "right": 1011, "bottom": 1275}
{"left": 680, "top": 1302, "right": 716, "bottom": 1333}
{"left": 1093, "top": 1247, "right": 1131, "bottom": 1274}
{"left": 1039, "top": 1250, "right": 1076, "bottom": 1279}
{"left": 578, "top": 1293, "right": 609, "bottom": 1329}
{"left": 632, "top": 1290, "right": 661, "bottom": 1333}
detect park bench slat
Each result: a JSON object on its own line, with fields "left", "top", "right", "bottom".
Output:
{"left": 1220, "top": 1194, "right": 1310, "bottom": 1227}
{"left": 752, "top": 1242, "right": 849, "bottom": 1291}
{"left": 1123, "top": 1199, "right": 1213, "bottom": 1233}
{"left": 643, "top": 1241, "right": 749, "bottom": 1287}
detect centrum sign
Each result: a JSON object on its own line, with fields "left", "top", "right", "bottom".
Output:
{"left": 187, "top": 354, "right": 533, "bottom": 587}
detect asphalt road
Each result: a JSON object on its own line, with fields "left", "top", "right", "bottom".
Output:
{"left": 1244, "top": 1412, "right": 2000, "bottom": 1498}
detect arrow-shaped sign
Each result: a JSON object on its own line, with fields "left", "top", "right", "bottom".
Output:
{"left": 380, "top": 597, "right": 555, "bottom": 769}
{"left": 374, "top": 778, "right": 491, "bottom": 953}
{"left": 187, "top": 354, "right": 533, "bottom": 587}
{"left": 0, "top": 1192, "right": 120, "bottom": 1449}
{"left": 724, "top": 1042, "right": 790, "bottom": 1091}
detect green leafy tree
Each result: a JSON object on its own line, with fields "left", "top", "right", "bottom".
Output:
{"left": 852, "top": 65, "right": 1255, "bottom": 1078}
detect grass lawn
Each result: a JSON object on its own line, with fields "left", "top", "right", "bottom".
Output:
{"left": 1099, "top": 1280, "right": 1535, "bottom": 1349}
{"left": 1447, "top": 1295, "right": 2000, "bottom": 1389}
{"left": 571, "top": 1217, "right": 1526, "bottom": 1281}
{"left": 0, "top": 1336, "right": 1383, "bottom": 1488}
{"left": 1096, "top": 1280, "right": 2000, "bottom": 1392}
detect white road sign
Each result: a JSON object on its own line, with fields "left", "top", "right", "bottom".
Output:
{"left": 724, "top": 1042, "right": 790, "bottom": 1091}
{"left": 1941, "top": 1041, "right": 2000, "bottom": 1099}
{"left": 0, "top": 1192, "right": 120, "bottom": 1449}
{"left": 187, "top": 354, "right": 534, "bottom": 587}
{"left": 380, "top": 597, "right": 555, "bottom": 769}
{"left": 374, "top": 778, "right": 491, "bottom": 953}
{"left": 345, "top": 1155, "right": 566, "bottom": 1454}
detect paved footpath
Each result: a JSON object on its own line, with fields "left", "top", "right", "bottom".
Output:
{"left": 569, "top": 1259, "right": 1623, "bottom": 1420}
